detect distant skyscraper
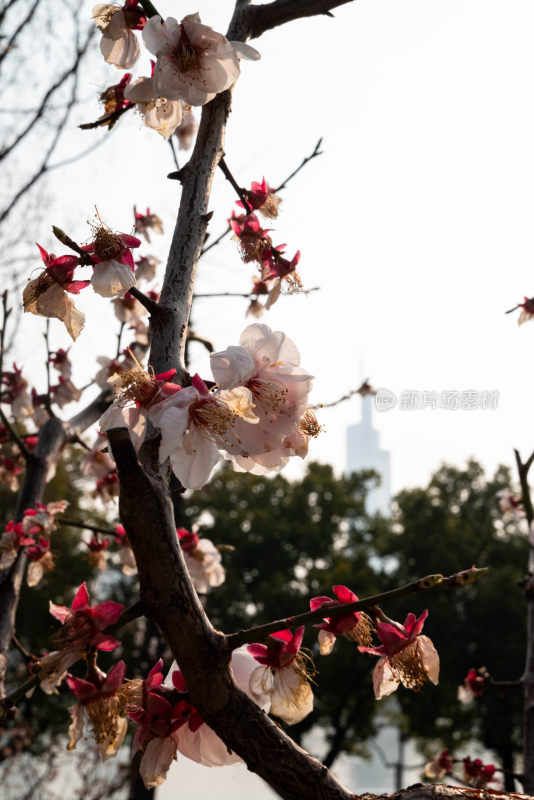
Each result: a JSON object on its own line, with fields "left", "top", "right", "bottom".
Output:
{"left": 346, "top": 394, "right": 391, "bottom": 515}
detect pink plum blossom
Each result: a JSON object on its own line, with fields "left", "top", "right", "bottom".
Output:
{"left": 134, "top": 207, "right": 164, "bottom": 242}
{"left": 23, "top": 244, "right": 88, "bottom": 341}
{"left": 36, "top": 583, "right": 123, "bottom": 693}
{"left": 26, "top": 537, "right": 54, "bottom": 587}
{"left": 425, "top": 749, "right": 453, "bottom": 780}
{"left": 84, "top": 227, "right": 140, "bottom": 298}
{"left": 210, "top": 324, "right": 313, "bottom": 474}
{"left": 309, "top": 585, "right": 373, "bottom": 655}
{"left": 50, "top": 348, "right": 72, "bottom": 379}
{"left": 177, "top": 528, "right": 225, "bottom": 594}
{"left": 2, "top": 363, "right": 35, "bottom": 421}
{"left": 457, "top": 667, "right": 488, "bottom": 704}
{"left": 358, "top": 610, "right": 439, "bottom": 699}
{"left": 247, "top": 627, "right": 313, "bottom": 725}
{"left": 66, "top": 661, "right": 127, "bottom": 760}
{"left": 148, "top": 374, "right": 258, "bottom": 490}
{"left": 237, "top": 178, "right": 281, "bottom": 219}
{"left": 99, "top": 365, "right": 180, "bottom": 452}
{"left": 142, "top": 14, "right": 259, "bottom": 107}
{"left": 462, "top": 757, "right": 497, "bottom": 788}
{"left": 162, "top": 648, "right": 271, "bottom": 770}
{"left": 135, "top": 254, "right": 160, "bottom": 282}
{"left": 125, "top": 75, "right": 183, "bottom": 138}
{"left": 174, "top": 108, "right": 197, "bottom": 150}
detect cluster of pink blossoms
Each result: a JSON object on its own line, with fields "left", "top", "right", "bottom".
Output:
{"left": 35, "top": 583, "right": 123, "bottom": 695}
{"left": 100, "top": 323, "right": 317, "bottom": 489}
{"left": 457, "top": 666, "right": 489, "bottom": 704}
{"left": 0, "top": 501, "right": 67, "bottom": 587}
{"left": 228, "top": 179, "right": 303, "bottom": 316}
{"left": 23, "top": 227, "right": 141, "bottom": 340}
{"left": 93, "top": 5, "right": 258, "bottom": 139}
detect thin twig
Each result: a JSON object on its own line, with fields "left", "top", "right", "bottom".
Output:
{"left": 194, "top": 286, "right": 320, "bottom": 299}
{"left": 116, "top": 321, "right": 125, "bottom": 359}
{"left": 78, "top": 103, "right": 134, "bottom": 130}
{"left": 0, "top": 291, "right": 29, "bottom": 459}
{"left": 274, "top": 137, "right": 323, "bottom": 193}
{"left": 43, "top": 321, "right": 54, "bottom": 417}
{"left": 218, "top": 156, "right": 253, "bottom": 214}
{"left": 129, "top": 286, "right": 160, "bottom": 315}
{"left": 200, "top": 140, "right": 324, "bottom": 257}
{"left": 168, "top": 136, "right": 180, "bottom": 171}
{"left": 225, "top": 567, "right": 488, "bottom": 650}
{"left": 58, "top": 518, "right": 117, "bottom": 536}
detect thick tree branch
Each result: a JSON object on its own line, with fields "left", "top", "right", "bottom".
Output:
{"left": 247, "top": 0, "right": 353, "bottom": 40}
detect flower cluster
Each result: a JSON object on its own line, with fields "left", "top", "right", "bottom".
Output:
{"left": 0, "top": 501, "right": 67, "bottom": 586}
{"left": 247, "top": 627, "right": 314, "bottom": 725}
{"left": 457, "top": 666, "right": 489, "bottom": 704}
{"left": 177, "top": 528, "right": 225, "bottom": 594}
{"left": 496, "top": 488, "right": 524, "bottom": 521}
{"left": 358, "top": 609, "right": 439, "bottom": 699}
{"left": 67, "top": 661, "right": 127, "bottom": 760}
{"left": 121, "top": 648, "right": 267, "bottom": 788}
{"left": 100, "top": 323, "right": 316, "bottom": 489}
{"left": 93, "top": 8, "right": 259, "bottom": 139}
{"left": 310, "top": 585, "right": 373, "bottom": 655}
{"left": 229, "top": 204, "right": 302, "bottom": 316}
{"left": 424, "top": 748, "right": 453, "bottom": 780}
{"left": 23, "top": 225, "right": 142, "bottom": 339}
{"left": 461, "top": 756, "right": 497, "bottom": 788}
{"left": 35, "top": 583, "right": 123, "bottom": 694}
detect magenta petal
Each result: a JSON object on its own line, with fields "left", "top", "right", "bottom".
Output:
{"left": 71, "top": 582, "right": 90, "bottom": 612}
{"left": 407, "top": 609, "right": 428, "bottom": 636}
{"left": 95, "top": 634, "right": 122, "bottom": 651}
{"left": 132, "top": 725, "right": 148, "bottom": 754}
{"left": 104, "top": 660, "right": 127, "bottom": 691}
{"left": 333, "top": 585, "right": 357, "bottom": 604}
{"left": 92, "top": 600, "right": 124, "bottom": 628}
{"left": 358, "top": 644, "right": 387, "bottom": 656}
{"left": 146, "top": 691, "right": 172, "bottom": 717}
{"left": 171, "top": 670, "right": 187, "bottom": 692}
{"left": 147, "top": 659, "right": 164, "bottom": 687}
{"left": 36, "top": 243, "right": 51, "bottom": 266}
{"left": 376, "top": 622, "right": 410, "bottom": 654}
{"left": 246, "top": 643, "right": 269, "bottom": 664}
{"left": 271, "top": 629, "right": 292, "bottom": 643}
{"left": 66, "top": 675, "right": 96, "bottom": 700}
{"left": 50, "top": 255, "right": 79, "bottom": 269}
{"left": 191, "top": 373, "right": 209, "bottom": 395}
{"left": 291, "top": 626, "right": 305, "bottom": 651}
{"left": 64, "top": 280, "right": 91, "bottom": 295}
{"left": 119, "top": 233, "right": 142, "bottom": 248}
{"left": 188, "top": 711, "right": 204, "bottom": 732}
{"left": 309, "top": 595, "right": 333, "bottom": 611}
{"left": 49, "top": 602, "right": 71, "bottom": 624}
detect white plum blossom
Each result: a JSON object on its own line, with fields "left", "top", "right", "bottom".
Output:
{"left": 148, "top": 374, "right": 258, "bottom": 490}
{"left": 142, "top": 14, "right": 259, "bottom": 107}
{"left": 125, "top": 77, "right": 183, "bottom": 139}
{"left": 177, "top": 529, "right": 225, "bottom": 594}
{"left": 164, "top": 647, "right": 270, "bottom": 769}
{"left": 93, "top": 2, "right": 145, "bottom": 69}
{"left": 247, "top": 628, "right": 313, "bottom": 726}
{"left": 211, "top": 324, "right": 313, "bottom": 474}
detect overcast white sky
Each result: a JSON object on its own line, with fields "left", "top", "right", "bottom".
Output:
{"left": 14, "top": 0, "right": 534, "bottom": 496}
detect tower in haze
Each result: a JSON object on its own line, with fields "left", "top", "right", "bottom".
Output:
{"left": 346, "top": 393, "right": 391, "bottom": 515}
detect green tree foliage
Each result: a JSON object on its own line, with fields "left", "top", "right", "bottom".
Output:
{"left": 182, "top": 461, "right": 388, "bottom": 764}
{"left": 378, "top": 459, "right": 526, "bottom": 785}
